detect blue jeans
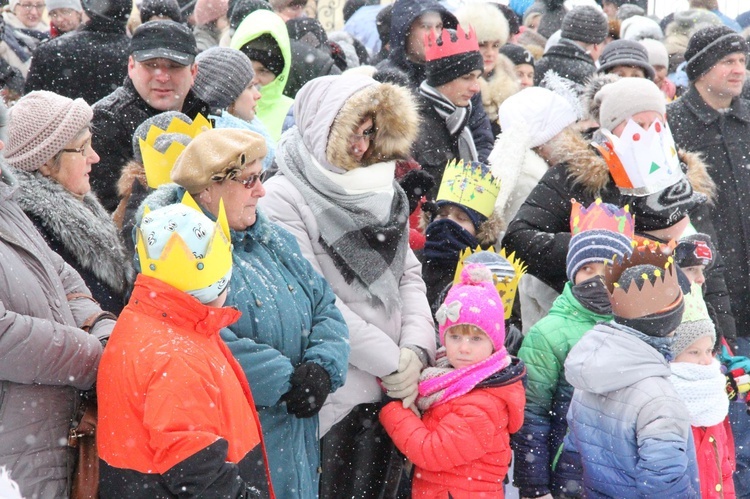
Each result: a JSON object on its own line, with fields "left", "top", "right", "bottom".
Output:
{"left": 730, "top": 337, "right": 750, "bottom": 497}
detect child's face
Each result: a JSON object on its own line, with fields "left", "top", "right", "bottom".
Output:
{"left": 444, "top": 325, "right": 494, "bottom": 369}
{"left": 574, "top": 262, "right": 607, "bottom": 284}
{"left": 434, "top": 204, "right": 476, "bottom": 236}
{"left": 674, "top": 335, "right": 714, "bottom": 365}
{"left": 681, "top": 265, "right": 706, "bottom": 285}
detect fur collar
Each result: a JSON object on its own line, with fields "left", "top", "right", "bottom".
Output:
{"left": 327, "top": 82, "right": 420, "bottom": 171}
{"left": 13, "top": 169, "right": 133, "bottom": 294}
{"left": 480, "top": 56, "right": 521, "bottom": 122}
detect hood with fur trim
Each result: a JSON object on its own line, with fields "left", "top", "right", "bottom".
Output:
{"left": 295, "top": 74, "right": 419, "bottom": 171}
{"left": 456, "top": 2, "right": 509, "bottom": 46}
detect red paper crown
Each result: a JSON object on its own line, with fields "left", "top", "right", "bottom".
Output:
{"left": 424, "top": 25, "right": 479, "bottom": 62}
{"left": 569, "top": 198, "right": 635, "bottom": 238}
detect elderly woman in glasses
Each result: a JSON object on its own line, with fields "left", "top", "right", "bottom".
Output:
{"left": 4, "top": 0, "right": 49, "bottom": 38}
{"left": 259, "top": 74, "right": 435, "bottom": 498}
{"left": 6, "top": 91, "right": 132, "bottom": 314}
{"left": 139, "top": 127, "right": 349, "bottom": 499}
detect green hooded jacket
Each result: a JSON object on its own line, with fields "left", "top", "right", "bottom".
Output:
{"left": 231, "top": 10, "right": 294, "bottom": 141}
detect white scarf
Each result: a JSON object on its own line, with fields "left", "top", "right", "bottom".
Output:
{"left": 670, "top": 359, "right": 729, "bottom": 427}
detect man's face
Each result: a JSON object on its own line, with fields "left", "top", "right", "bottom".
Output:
{"left": 436, "top": 69, "right": 482, "bottom": 107}
{"left": 128, "top": 56, "right": 197, "bottom": 111}
{"left": 697, "top": 52, "right": 747, "bottom": 101}
{"left": 49, "top": 7, "right": 81, "bottom": 32}
{"left": 405, "top": 11, "right": 443, "bottom": 62}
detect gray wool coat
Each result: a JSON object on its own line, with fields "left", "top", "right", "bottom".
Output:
{"left": 0, "top": 168, "right": 114, "bottom": 499}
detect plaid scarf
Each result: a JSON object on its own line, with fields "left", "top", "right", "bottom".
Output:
{"left": 418, "top": 81, "right": 478, "bottom": 163}
{"left": 276, "top": 128, "right": 410, "bottom": 312}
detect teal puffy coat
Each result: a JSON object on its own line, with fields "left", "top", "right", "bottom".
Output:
{"left": 513, "top": 283, "right": 610, "bottom": 497}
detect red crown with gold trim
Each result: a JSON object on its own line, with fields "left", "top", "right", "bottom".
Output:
{"left": 424, "top": 25, "right": 479, "bottom": 62}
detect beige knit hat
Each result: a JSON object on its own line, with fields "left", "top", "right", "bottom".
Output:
{"left": 170, "top": 128, "right": 267, "bottom": 193}
{"left": 6, "top": 91, "right": 93, "bottom": 172}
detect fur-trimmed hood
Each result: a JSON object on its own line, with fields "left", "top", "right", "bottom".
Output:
{"left": 12, "top": 169, "right": 133, "bottom": 294}
{"left": 480, "top": 55, "right": 521, "bottom": 123}
{"left": 293, "top": 74, "right": 419, "bottom": 171}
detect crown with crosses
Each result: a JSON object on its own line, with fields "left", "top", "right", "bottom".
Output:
{"left": 453, "top": 246, "right": 526, "bottom": 320}
{"left": 424, "top": 25, "right": 479, "bottom": 62}
{"left": 592, "top": 119, "right": 682, "bottom": 197}
{"left": 139, "top": 114, "right": 212, "bottom": 189}
{"left": 436, "top": 160, "right": 501, "bottom": 218}
{"left": 570, "top": 198, "right": 635, "bottom": 238}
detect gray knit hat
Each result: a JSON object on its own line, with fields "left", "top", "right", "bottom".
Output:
{"left": 597, "top": 39, "right": 655, "bottom": 79}
{"left": 132, "top": 111, "right": 193, "bottom": 164}
{"left": 671, "top": 288, "right": 716, "bottom": 358}
{"left": 6, "top": 91, "right": 93, "bottom": 172}
{"left": 561, "top": 6, "right": 608, "bottom": 44}
{"left": 594, "top": 77, "right": 665, "bottom": 130}
{"left": 193, "top": 47, "right": 255, "bottom": 110}
{"left": 639, "top": 38, "right": 669, "bottom": 68}
{"left": 47, "top": 0, "right": 82, "bottom": 12}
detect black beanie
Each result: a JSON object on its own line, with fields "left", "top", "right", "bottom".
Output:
{"left": 241, "top": 33, "right": 285, "bottom": 76}
{"left": 229, "top": 0, "right": 270, "bottom": 31}
{"left": 499, "top": 43, "right": 535, "bottom": 67}
{"left": 675, "top": 233, "right": 715, "bottom": 270}
{"left": 425, "top": 29, "right": 483, "bottom": 88}
{"left": 140, "top": 0, "right": 182, "bottom": 23}
{"left": 685, "top": 25, "right": 748, "bottom": 82}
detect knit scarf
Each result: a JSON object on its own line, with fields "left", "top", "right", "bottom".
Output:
{"left": 418, "top": 81, "right": 478, "bottom": 163}
{"left": 276, "top": 128, "right": 410, "bottom": 312}
{"left": 670, "top": 360, "right": 729, "bottom": 428}
{"left": 417, "top": 346, "right": 510, "bottom": 412}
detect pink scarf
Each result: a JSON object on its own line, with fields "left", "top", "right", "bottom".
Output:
{"left": 417, "top": 347, "right": 510, "bottom": 411}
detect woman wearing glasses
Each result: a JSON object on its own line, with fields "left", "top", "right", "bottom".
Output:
{"left": 260, "top": 74, "right": 435, "bottom": 498}
{"left": 6, "top": 91, "right": 133, "bottom": 314}
{"left": 140, "top": 127, "right": 349, "bottom": 499}
{"left": 3, "top": 0, "right": 49, "bottom": 42}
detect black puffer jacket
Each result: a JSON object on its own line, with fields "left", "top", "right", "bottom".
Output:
{"left": 90, "top": 78, "right": 209, "bottom": 212}
{"left": 534, "top": 39, "right": 596, "bottom": 88}
{"left": 668, "top": 87, "right": 750, "bottom": 337}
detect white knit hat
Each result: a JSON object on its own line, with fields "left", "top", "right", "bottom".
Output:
{"left": 498, "top": 87, "right": 578, "bottom": 148}
{"left": 6, "top": 91, "right": 92, "bottom": 172}
{"left": 47, "top": 0, "right": 83, "bottom": 12}
{"left": 594, "top": 77, "right": 666, "bottom": 131}
{"left": 639, "top": 38, "right": 669, "bottom": 69}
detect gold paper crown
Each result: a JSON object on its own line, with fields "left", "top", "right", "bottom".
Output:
{"left": 453, "top": 246, "right": 526, "bottom": 319}
{"left": 604, "top": 246, "right": 682, "bottom": 319}
{"left": 436, "top": 160, "right": 501, "bottom": 218}
{"left": 592, "top": 119, "right": 682, "bottom": 196}
{"left": 139, "top": 114, "right": 213, "bottom": 189}
{"left": 136, "top": 192, "right": 232, "bottom": 292}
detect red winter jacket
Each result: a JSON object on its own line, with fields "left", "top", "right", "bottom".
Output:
{"left": 97, "top": 275, "right": 274, "bottom": 498}
{"left": 693, "top": 417, "right": 736, "bottom": 499}
{"left": 380, "top": 377, "right": 525, "bottom": 498}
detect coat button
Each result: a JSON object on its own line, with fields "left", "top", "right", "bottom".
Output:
{"left": 716, "top": 484, "right": 722, "bottom": 492}
{"left": 709, "top": 436, "right": 715, "bottom": 443}
{"left": 256, "top": 299, "right": 262, "bottom": 307}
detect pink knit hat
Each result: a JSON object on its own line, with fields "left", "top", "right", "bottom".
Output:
{"left": 193, "top": 0, "right": 228, "bottom": 25}
{"left": 6, "top": 91, "right": 92, "bottom": 172}
{"left": 436, "top": 263, "right": 506, "bottom": 350}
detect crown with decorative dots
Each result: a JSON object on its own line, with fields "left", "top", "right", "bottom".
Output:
{"left": 570, "top": 198, "right": 635, "bottom": 238}
{"left": 424, "top": 25, "right": 479, "bottom": 62}
{"left": 136, "top": 192, "right": 232, "bottom": 292}
{"left": 604, "top": 245, "right": 681, "bottom": 319}
{"left": 453, "top": 246, "right": 526, "bottom": 319}
{"left": 139, "top": 114, "right": 212, "bottom": 189}
{"left": 436, "top": 160, "right": 501, "bottom": 218}
{"left": 593, "top": 119, "right": 682, "bottom": 197}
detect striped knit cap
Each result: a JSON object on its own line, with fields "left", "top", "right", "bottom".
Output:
{"left": 193, "top": 47, "right": 254, "bottom": 110}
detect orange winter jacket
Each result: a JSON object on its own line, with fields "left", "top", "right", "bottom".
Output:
{"left": 97, "top": 275, "right": 274, "bottom": 498}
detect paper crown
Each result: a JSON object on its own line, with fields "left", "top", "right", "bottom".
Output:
{"left": 453, "top": 246, "right": 526, "bottom": 320}
{"left": 424, "top": 25, "right": 479, "bottom": 62}
{"left": 570, "top": 198, "right": 635, "bottom": 238}
{"left": 592, "top": 119, "right": 682, "bottom": 197}
{"left": 604, "top": 246, "right": 681, "bottom": 319}
{"left": 136, "top": 192, "right": 232, "bottom": 293}
{"left": 139, "top": 114, "right": 212, "bottom": 189}
{"left": 436, "top": 160, "right": 501, "bottom": 218}
{"left": 681, "top": 283, "right": 711, "bottom": 323}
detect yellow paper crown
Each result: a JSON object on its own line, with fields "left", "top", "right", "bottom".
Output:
{"left": 453, "top": 246, "right": 526, "bottom": 319}
{"left": 139, "top": 114, "right": 212, "bottom": 189}
{"left": 136, "top": 192, "right": 232, "bottom": 293}
{"left": 436, "top": 160, "right": 501, "bottom": 218}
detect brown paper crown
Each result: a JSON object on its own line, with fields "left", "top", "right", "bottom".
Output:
{"left": 604, "top": 246, "right": 681, "bottom": 319}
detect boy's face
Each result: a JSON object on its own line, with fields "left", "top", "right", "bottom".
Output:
{"left": 444, "top": 325, "right": 494, "bottom": 369}
{"left": 681, "top": 265, "right": 706, "bottom": 285}
{"left": 436, "top": 70, "right": 482, "bottom": 107}
{"left": 406, "top": 11, "right": 443, "bottom": 62}
{"left": 574, "top": 262, "right": 607, "bottom": 285}
{"left": 434, "top": 204, "right": 476, "bottom": 235}
{"left": 674, "top": 335, "right": 714, "bottom": 365}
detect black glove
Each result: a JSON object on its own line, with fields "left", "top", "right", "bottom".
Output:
{"left": 399, "top": 169, "right": 435, "bottom": 214}
{"left": 282, "top": 362, "right": 331, "bottom": 418}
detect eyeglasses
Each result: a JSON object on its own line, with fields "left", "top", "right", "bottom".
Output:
{"left": 17, "top": 3, "right": 45, "bottom": 11}
{"left": 232, "top": 173, "right": 262, "bottom": 189}
{"left": 61, "top": 138, "right": 92, "bottom": 156}
{"left": 350, "top": 127, "right": 375, "bottom": 144}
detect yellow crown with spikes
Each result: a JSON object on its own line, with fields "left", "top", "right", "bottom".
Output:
{"left": 139, "top": 114, "right": 212, "bottom": 189}
{"left": 136, "top": 192, "right": 232, "bottom": 292}
{"left": 436, "top": 160, "right": 501, "bottom": 218}
{"left": 453, "top": 246, "right": 526, "bottom": 319}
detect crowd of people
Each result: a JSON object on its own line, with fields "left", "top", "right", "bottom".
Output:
{"left": 0, "top": 0, "right": 750, "bottom": 497}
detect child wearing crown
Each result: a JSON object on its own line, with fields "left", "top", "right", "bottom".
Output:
{"left": 513, "top": 199, "right": 634, "bottom": 499}
{"left": 563, "top": 247, "right": 700, "bottom": 497}
{"left": 380, "top": 263, "right": 526, "bottom": 498}
{"left": 97, "top": 194, "right": 274, "bottom": 498}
